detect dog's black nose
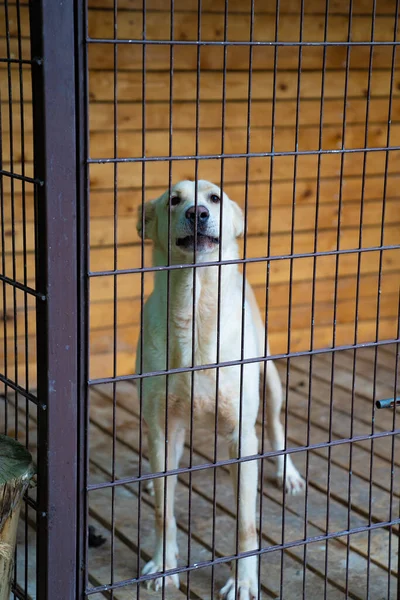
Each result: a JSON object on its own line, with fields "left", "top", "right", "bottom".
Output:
{"left": 185, "top": 205, "right": 210, "bottom": 224}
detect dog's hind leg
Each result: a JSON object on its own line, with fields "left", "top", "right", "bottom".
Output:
{"left": 264, "top": 359, "right": 305, "bottom": 495}
{"left": 142, "top": 421, "right": 185, "bottom": 591}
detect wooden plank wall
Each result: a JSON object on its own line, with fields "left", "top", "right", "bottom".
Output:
{"left": 1, "top": 0, "right": 399, "bottom": 386}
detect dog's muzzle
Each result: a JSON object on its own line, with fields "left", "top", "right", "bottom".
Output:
{"left": 176, "top": 205, "right": 219, "bottom": 251}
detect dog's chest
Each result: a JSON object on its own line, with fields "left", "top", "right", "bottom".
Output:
{"left": 167, "top": 367, "right": 239, "bottom": 435}
{"left": 167, "top": 304, "right": 242, "bottom": 430}
{"left": 169, "top": 298, "right": 219, "bottom": 369}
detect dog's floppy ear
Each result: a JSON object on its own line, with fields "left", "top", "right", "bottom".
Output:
{"left": 231, "top": 200, "right": 244, "bottom": 238}
{"left": 137, "top": 199, "right": 157, "bottom": 240}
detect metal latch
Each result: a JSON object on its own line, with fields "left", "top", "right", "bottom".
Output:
{"left": 375, "top": 397, "right": 400, "bottom": 409}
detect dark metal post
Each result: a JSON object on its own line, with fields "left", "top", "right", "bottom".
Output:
{"left": 29, "top": 1, "right": 79, "bottom": 597}
{"left": 75, "top": 0, "right": 90, "bottom": 595}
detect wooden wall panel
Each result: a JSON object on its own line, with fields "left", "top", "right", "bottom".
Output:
{"left": 1, "top": 0, "right": 399, "bottom": 383}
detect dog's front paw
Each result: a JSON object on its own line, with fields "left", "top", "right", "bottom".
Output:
{"left": 219, "top": 576, "right": 259, "bottom": 600}
{"left": 142, "top": 558, "right": 180, "bottom": 591}
{"left": 277, "top": 460, "right": 305, "bottom": 495}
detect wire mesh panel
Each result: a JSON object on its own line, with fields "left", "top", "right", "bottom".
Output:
{"left": 0, "top": 0, "right": 390, "bottom": 600}
{"left": 0, "top": 1, "right": 38, "bottom": 596}
{"left": 82, "top": 0, "right": 400, "bottom": 598}
{"left": 3, "top": 0, "right": 399, "bottom": 597}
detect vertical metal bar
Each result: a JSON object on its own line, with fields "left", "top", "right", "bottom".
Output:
{"left": 374, "top": 3, "right": 399, "bottom": 597}
{"left": 396, "top": 304, "right": 400, "bottom": 600}
{"left": 137, "top": 1, "right": 147, "bottom": 596}
{"left": 239, "top": 0, "right": 255, "bottom": 594}
{"left": 388, "top": 319, "right": 400, "bottom": 599}
{"left": 29, "top": 1, "right": 79, "bottom": 597}
{"left": 0, "top": 33, "right": 8, "bottom": 436}
{"left": 110, "top": 0, "right": 119, "bottom": 595}
{"left": 163, "top": 3, "right": 175, "bottom": 597}
{"left": 216, "top": 0, "right": 229, "bottom": 593}
{"left": 330, "top": 0, "right": 353, "bottom": 594}
{"left": 4, "top": 0, "right": 19, "bottom": 451}
{"left": 331, "top": 1, "right": 354, "bottom": 594}
{"left": 355, "top": 5, "right": 377, "bottom": 597}
{"left": 259, "top": 0, "right": 279, "bottom": 595}
{"left": 281, "top": 0, "right": 304, "bottom": 595}
{"left": 15, "top": 0, "right": 31, "bottom": 594}
{"left": 75, "top": 0, "right": 90, "bottom": 595}
{"left": 303, "top": 1, "right": 329, "bottom": 596}
{"left": 188, "top": 2, "right": 202, "bottom": 596}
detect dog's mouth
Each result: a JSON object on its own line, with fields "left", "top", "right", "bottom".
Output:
{"left": 176, "top": 233, "right": 220, "bottom": 250}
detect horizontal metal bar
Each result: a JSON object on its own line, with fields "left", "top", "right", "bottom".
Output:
{"left": 87, "top": 38, "right": 400, "bottom": 48}
{"left": 0, "top": 168, "right": 43, "bottom": 186}
{"left": 88, "top": 244, "right": 400, "bottom": 278}
{"left": 89, "top": 337, "right": 400, "bottom": 386}
{"left": 88, "top": 144, "right": 400, "bottom": 164}
{"left": 4, "top": 96, "right": 400, "bottom": 109}
{"left": 85, "top": 517, "right": 400, "bottom": 596}
{"left": 0, "top": 57, "right": 40, "bottom": 65}
{"left": 376, "top": 397, "right": 400, "bottom": 409}
{"left": 0, "top": 374, "right": 45, "bottom": 408}
{"left": 87, "top": 67, "right": 400, "bottom": 77}
{"left": 0, "top": 273, "right": 46, "bottom": 300}
{"left": 66, "top": 94, "right": 400, "bottom": 107}
{"left": 86, "top": 427, "right": 400, "bottom": 492}
{"left": 103, "top": 7, "right": 400, "bottom": 16}
{"left": 4, "top": 98, "right": 400, "bottom": 118}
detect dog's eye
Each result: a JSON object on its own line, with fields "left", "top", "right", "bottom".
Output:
{"left": 170, "top": 196, "right": 181, "bottom": 206}
{"left": 210, "top": 194, "right": 220, "bottom": 203}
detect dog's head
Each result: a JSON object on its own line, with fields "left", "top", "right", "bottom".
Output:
{"left": 137, "top": 180, "right": 244, "bottom": 259}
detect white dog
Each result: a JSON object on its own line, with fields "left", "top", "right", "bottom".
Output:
{"left": 136, "top": 180, "right": 304, "bottom": 599}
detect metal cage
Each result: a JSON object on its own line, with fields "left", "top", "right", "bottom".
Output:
{"left": 0, "top": 0, "right": 399, "bottom": 598}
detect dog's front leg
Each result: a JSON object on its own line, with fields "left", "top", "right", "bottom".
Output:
{"left": 220, "top": 425, "right": 259, "bottom": 600}
{"left": 142, "top": 422, "right": 185, "bottom": 591}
